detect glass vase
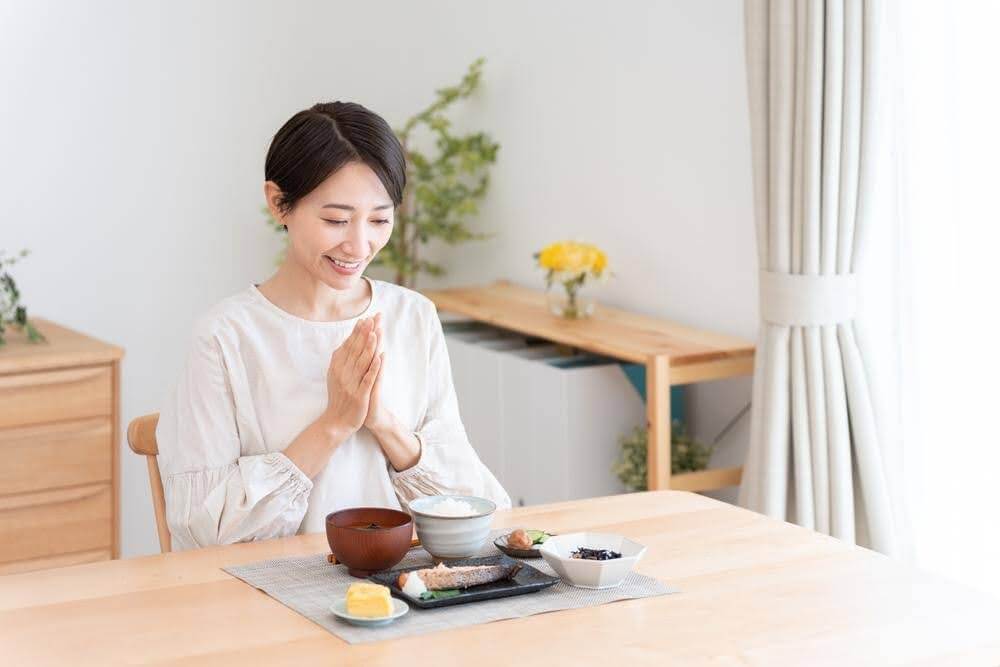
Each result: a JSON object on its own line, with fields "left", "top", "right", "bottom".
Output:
{"left": 546, "top": 284, "right": 595, "bottom": 319}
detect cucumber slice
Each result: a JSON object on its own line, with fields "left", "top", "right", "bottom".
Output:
{"left": 526, "top": 529, "right": 550, "bottom": 545}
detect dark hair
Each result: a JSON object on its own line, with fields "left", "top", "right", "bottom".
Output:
{"left": 265, "top": 102, "right": 406, "bottom": 227}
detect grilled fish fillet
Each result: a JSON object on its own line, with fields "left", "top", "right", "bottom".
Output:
{"left": 397, "top": 562, "right": 522, "bottom": 591}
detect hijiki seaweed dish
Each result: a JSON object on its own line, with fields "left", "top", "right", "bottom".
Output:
{"left": 570, "top": 547, "right": 622, "bottom": 561}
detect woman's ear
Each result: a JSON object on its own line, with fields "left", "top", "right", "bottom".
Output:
{"left": 263, "top": 181, "right": 286, "bottom": 225}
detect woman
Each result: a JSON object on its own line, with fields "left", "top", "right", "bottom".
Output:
{"left": 156, "top": 101, "right": 510, "bottom": 551}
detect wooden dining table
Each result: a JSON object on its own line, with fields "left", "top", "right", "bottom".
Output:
{"left": 2, "top": 491, "right": 999, "bottom": 665}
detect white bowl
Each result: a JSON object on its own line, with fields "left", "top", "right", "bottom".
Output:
{"left": 408, "top": 495, "right": 496, "bottom": 559}
{"left": 538, "top": 532, "right": 646, "bottom": 589}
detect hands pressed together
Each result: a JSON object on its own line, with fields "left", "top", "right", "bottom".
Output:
{"left": 323, "top": 312, "right": 394, "bottom": 437}
{"left": 285, "top": 310, "right": 419, "bottom": 479}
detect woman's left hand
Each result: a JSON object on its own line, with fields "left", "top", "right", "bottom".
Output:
{"left": 364, "top": 312, "right": 394, "bottom": 434}
{"left": 364, "top": 313, "right": 421, "bottom": 472}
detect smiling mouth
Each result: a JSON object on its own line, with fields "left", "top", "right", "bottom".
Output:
{"left": 326, "top": 256, "right": 364, "bottom": 269}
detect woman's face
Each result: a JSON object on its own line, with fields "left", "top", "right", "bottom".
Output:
{"left": 267, "top": 161, "right": 394, "bottom": 290}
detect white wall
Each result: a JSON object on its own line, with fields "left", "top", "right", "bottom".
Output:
{"left": 0, "top": 0, "right": 756, "bottom": 557}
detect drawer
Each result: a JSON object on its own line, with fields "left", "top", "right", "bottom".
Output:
{"left": 0, "top": 483, "right": 112, "bottom": 564}
{"left": 0, "top": 548, "right": 111, "bottom": 575}
{"left": 0, "top": 366, "right": 112, "bottom": 429}
{"left": 0, "top": 418, "right": 112, "bottom": 495}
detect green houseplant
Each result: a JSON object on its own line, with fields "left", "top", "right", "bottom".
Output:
{"left": 0, "top": 249, "right": 46, "bottom": 346}
{"left": 265, "top": 58, "right": 500, "bottom": 288}
{"left": 612, "top": 421, "right": 712, "bottom": 492}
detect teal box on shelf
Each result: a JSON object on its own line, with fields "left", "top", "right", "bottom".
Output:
{"left": 619, "top": 363, "right": 685, "bottom": 419}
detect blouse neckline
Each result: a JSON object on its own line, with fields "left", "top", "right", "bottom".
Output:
{"left": 248, "top": 275, "right": 378, "bottom": 326}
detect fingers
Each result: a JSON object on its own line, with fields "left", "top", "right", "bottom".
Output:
{"left": 354, "top": 326, "right": 378, "bottom": 376}
{"left": 373, "top": 349, "right": 384, "bottom": 387}
{"left": 345, "top": 317, "right": 372, "bottom": 358}
{"left": 355, "top": 313, "right": 383, "bottom": 371}
{"left": 335, "top": 314, "right": 382, "bottom": 386}
{"left": 338, "top": 318, "right": 362, "bottom": 361}
{"left": 352, "top": 317, "right": 372, "bottom": 356}
{"left": 372, "top": 312, "right": 384, "bottom": 355}
{"left": 362, "top": 351, "right": 383, "bottom": 391}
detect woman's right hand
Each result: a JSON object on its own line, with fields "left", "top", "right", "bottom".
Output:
{"left": 322, "top": 313, "right": 383, "bottom": 435}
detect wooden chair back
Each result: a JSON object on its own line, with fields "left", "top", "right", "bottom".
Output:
{"left": 126, "top": 413, "right": 171, "bottom": 553}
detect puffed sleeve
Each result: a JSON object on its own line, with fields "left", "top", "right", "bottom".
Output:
{"left": 389, "top": 302, "right": 512, "bottom": 511}
{"left": 155, "top": 323, "right": 313, "bottom": 551}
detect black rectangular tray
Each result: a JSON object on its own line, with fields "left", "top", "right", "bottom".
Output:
{"left": 368, "top": 554, "right": 559, "bottom": 609}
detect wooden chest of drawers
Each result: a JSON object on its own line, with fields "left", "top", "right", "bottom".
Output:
{"left": 0, "top": 318, "right": 123, "bottom": 574}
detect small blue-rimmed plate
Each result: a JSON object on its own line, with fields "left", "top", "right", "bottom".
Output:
{"left": 329, "top": 597, "right": 409, "bottom": 627}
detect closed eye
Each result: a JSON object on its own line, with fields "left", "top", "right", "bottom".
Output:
{"left": 322, "top": 219, "right": 348, "bottom": 225}
{"left": 373, "top": 219, "right": 391, "bottom": 225}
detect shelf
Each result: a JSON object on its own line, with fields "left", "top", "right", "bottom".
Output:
{"left": 421, "top": 280, "right": 754, "bottom": 371}
{"left": 422, "top": 280, "right": 755, "bottom": 492}
{"left": 669, "top": 466, "right": 743, "bottom": 493}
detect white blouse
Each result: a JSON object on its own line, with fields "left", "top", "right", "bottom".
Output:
{"left": 155, "top": 276, "right": 510, "bottom": 551}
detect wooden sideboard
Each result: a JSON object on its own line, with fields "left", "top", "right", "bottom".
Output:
{"left": 421, "top": 280, "right": 755, "bottom": 492}
{"left": 0, "top": 318, "right": 123, "bottom": 574}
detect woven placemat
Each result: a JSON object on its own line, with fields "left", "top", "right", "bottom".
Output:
{"left": 223, "top": 530, "right": 678, "bottom": 644}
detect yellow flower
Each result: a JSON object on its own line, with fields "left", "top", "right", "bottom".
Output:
{"left": 536, "top": 241, "right": 609, "bottom": 279}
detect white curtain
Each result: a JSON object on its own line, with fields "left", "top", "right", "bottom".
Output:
{"left": 739, "top": 0, "right": 897, "bottom": 555}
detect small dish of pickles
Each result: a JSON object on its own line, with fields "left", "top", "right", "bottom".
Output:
{"left": 493, "top": 529, "right": 553, "bottom": 559}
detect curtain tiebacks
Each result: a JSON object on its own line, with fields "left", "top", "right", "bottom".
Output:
{"left": 759, "top": 270, "right": 857, "bottom": 326}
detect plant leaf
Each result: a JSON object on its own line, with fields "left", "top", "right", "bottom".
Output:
{"left": 419, "top": 589, "right": 460, "bottom": 601}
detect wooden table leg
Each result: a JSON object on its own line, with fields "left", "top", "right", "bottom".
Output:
{"left": 646, "top": 354, "right": 671, "bottom": 491}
